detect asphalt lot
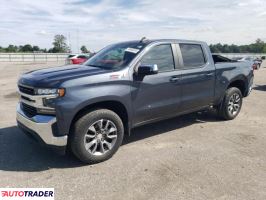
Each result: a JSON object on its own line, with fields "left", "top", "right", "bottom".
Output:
{"left": 0, "top": 61, "right": 266, "bottom": 200}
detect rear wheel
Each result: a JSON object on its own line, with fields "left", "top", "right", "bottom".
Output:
{"left": 71, "top": 109, "right": 124, "bottom": 164}
{"left": 218, "top": 87, "right": 243, "bottom": 120}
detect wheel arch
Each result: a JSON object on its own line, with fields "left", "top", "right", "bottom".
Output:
{"left": 227, "top": 76, "right": 248, "bottom": 97}
{"left": 70, "top": 100, "right": 131, "bottom": 137}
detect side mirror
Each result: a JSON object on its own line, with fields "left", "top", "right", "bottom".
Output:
{"left": 137, "top": 64, "right": 158, "bottom": 75}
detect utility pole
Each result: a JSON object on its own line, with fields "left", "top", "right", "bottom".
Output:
{"left": 68, "top": 32, "right": 72, "bottom": 53}
{"left": 77, "top": 29, "right": 79, "bottom": 54}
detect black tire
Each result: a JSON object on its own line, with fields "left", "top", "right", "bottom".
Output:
{"left": 218, "top": 87, "right": 243, "bottom": 120}
{"left": 70, "top": 109, "right": 124, "bottom": 164}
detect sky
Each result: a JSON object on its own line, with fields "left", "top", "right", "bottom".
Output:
{"left": 0, "top": 0, "right": 266, "bottom": 52}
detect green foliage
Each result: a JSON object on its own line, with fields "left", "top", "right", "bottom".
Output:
{"left": 80, "top": 45, "right": 90, "bottom": 53}
{"left": 263, "top": 46, "right": 266, "bottom": 54}
{"left": 0, "top": 44, "right": 46, "bottom": 52}
{"left": 6, "top": 45, "right": 18, "bottom": 52}
{"left": 210, "top": 38, "right": 266, "bottom": 53}
{"left": 20, "top": 44, "right": 33, "bottom": 52}
{"left": 32, "top": 45, "right": 40, "bottom": 52}
{"left": 50, "top": 34, "right": 69, "bottom": 53}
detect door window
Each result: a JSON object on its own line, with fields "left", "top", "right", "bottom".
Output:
{"left": 141, "top": 44, "right": 175, "bottom": 72}
{"left": 179, "top": 44, "right": 206, "bottom": 68}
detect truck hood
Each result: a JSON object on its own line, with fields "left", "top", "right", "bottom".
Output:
{"left": 18, "top": 64, "right": 109, "bottom": 88}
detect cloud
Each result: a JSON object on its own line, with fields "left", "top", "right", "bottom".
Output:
{"left": 36, "top": 30, "right": 51, "bottom": 36}
{"left": 0, "top": 0, "right": 266, "bottom": 52}
{"left": 257, "top": 11, "right": 266, "bottom": 17}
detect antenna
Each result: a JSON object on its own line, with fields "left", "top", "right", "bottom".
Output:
{"left": 140, "top": 37, "right": 148, "bottom": 43}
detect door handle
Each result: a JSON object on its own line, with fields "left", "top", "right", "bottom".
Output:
{"left": 170, "top": 76, "right": 180, "bottom": 82}
{"left": 205, "top": 73, "right": 214, "bottom": 77}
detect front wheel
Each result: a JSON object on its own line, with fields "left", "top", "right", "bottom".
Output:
{"left": 70, "top": 109, "right": 124, "bottom": 164}
{"left": 218, "top": 87, "right": 243, "bottom": 120}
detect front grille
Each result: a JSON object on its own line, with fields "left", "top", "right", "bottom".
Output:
{"left": 21, "top": 102, "right": 37, "bottom": 118}
{"left": 18, "top": 85, "right": 35, "bottom": 95}
{"left": 21, "top": 95, "right": 35, "bottom": 102}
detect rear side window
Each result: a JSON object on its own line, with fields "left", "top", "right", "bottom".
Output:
{"left": 180, "top": 44, "right": 206, "bottom": 67}
{"left": 68, "top": 54, "right": 76, "bottom": 58}
{"left": 77, "top": 55, "right": 87, "bottom": 59}
{"left": 141, "top": 44, "right": 174, "bottom": 72}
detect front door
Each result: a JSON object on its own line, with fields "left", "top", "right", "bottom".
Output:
{"left": 131, "top": 44, "right": 182, "bottom": 126}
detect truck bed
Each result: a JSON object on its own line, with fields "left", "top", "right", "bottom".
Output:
{"left": 212, "top": 54, "right": 237, "bottom": 64}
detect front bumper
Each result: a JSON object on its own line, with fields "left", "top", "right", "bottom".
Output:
{"left": 16, "top": 103, "right": 67, "bottom": 147}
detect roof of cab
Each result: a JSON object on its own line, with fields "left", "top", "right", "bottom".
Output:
{"left": 149, "top": 39, "right": 205, "bottom": 44}
{"left": 119, "top": 39, "right": 207, "bottom": 45}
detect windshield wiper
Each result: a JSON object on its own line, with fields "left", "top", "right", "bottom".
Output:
{"left": 86, "top": 64, "right": 104, "bottom": 68}
{"left": 87, "top": 64, "right": 111, "bottom": 70}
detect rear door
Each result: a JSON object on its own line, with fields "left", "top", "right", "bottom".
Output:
{"left": 131, "top": 43, "right": 182, "bottom": 125}
{"left": 177, "top": 43, "right": 215, "bottom": 112}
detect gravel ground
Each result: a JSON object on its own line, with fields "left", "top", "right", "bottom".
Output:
{"left": 0, "top": 61, "right": 266, "bottom": 200}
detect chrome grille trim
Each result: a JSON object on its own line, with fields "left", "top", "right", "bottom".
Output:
{"left": 18, "top": 84, "right": 35, "bottom": 95}
{"left": 18, "top": 85, "right": 57, "bottom": 117}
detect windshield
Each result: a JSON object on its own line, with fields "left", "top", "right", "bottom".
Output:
{"left": 68, "top": 54, "right": 76, "bottom": 58}
{"left": 84, "top": 42, "right": 146, "bottom": 70}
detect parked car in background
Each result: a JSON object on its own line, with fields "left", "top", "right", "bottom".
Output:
{"left": 238, "top": 56, "right": 261, "bottom": 70}
{"left": 67, "top": 54, "right": 93, "bottom": 65}
{"left": 254, "top": 57, "right": 263, "bottom": 67}
{"left": 66, "top": 54, "right": 78, "bottom": 63}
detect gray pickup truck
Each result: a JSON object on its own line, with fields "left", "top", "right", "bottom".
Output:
{"left": 17, "top": 39, "right": 254, "bottom": 163}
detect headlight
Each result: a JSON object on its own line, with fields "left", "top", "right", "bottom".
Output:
{"left": 35, "top": 88, "right": 65, "bottom": 97}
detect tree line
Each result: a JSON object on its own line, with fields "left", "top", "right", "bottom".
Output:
{"left": 0, "top": 34, "right": 91, "bottom": 54}
{"left": 210, "top": 39, "right": 266, "bottom": 53}
{"left": 1, "top": 35, "right": 266, "bottom": 54}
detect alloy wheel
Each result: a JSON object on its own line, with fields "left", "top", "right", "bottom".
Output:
{"left": 84, "top": 119, "right": 118, "bottom": 156}
{"left": 227, "top": 93, "right": 241, "bottom": 116}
